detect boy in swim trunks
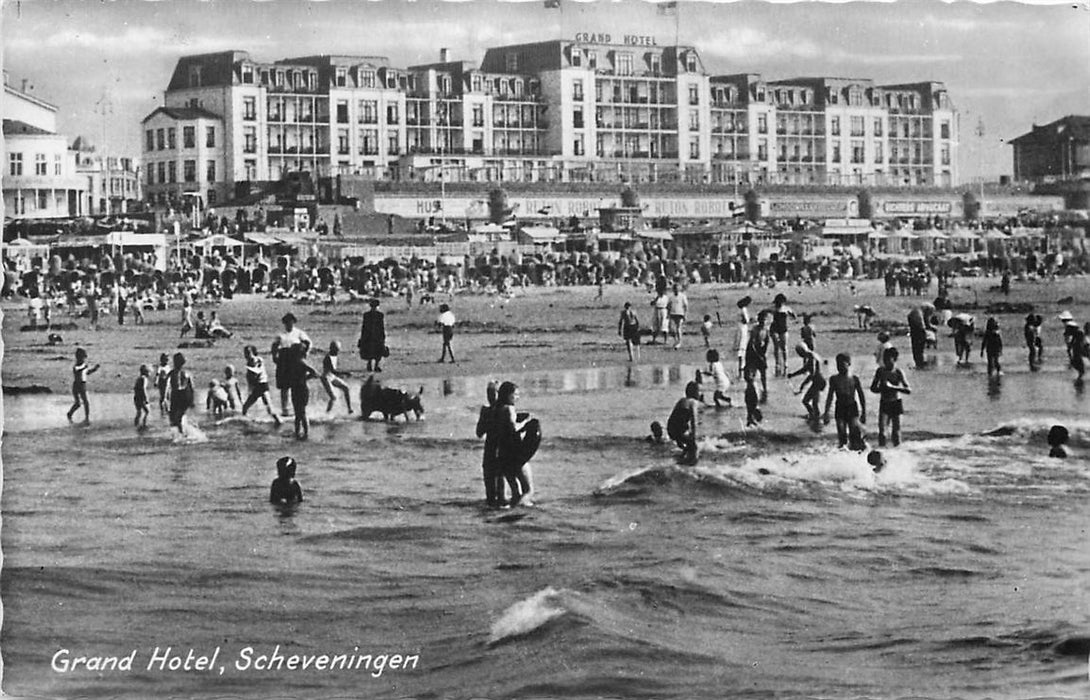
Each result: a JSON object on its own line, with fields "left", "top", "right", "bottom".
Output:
{"left": 321, "top": 340, "right": 353, "bottom": 413}
{"left": 870, "top": 347, "right": 910, "bottom": 447}
{"left": 789, "top": 344, "right": 826, "bottom": 422}
{"left": 823, "top": 352, "right": 867, "bottom": 451}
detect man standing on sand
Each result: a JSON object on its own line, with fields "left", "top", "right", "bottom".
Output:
{"left": 667, "top": 283, "right": 689, "bottom": 350}
{"left": 907, "top": 302, "right": 934, "bottom": 369}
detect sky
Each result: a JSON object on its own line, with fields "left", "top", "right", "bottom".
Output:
{"left": 3, "top": 0, "right": 1089, "bottom": 182}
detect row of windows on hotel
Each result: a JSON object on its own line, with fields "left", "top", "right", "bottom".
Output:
{"left": 8, "top": 152, "right": 65, "bottom": 177}
{"left": 146, "top": 160, "right": 217, "bottom": 185}
{"left": 146, "top": 126, "right": 218, "bottom": 151}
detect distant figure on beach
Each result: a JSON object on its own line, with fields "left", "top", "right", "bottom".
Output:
{"left": 476, "top": 381, "right": 511, "bottom": 508}
{"left": 824, "top": 352, "right": 867, "bottom": 451}
{"left": 242, "top": 345, "right": 281, "bottom": 425}
{"left": 981, "top": 317, "right": 1003, "bottom": 376}
{"left": 649, "top": 289, "right": 669, "bottom": 345}
{"left": 870, "top": 347, "right": 910, "bottom": 447}
{"left": 618, "top": 302, "right": 641, "bottom": 363}
{"left": 854, "top": 305, "right": 875, "bottom": 330}
{"left": 667, "top": 381, "right": 702, "bottom": 464}
{"left": 800, "top": 313, "right": 816, "bottom": 352}
{"left": 179, "top": 288, "right": 193, "bottom": 337}
{"left": 269, "top": 456, "right": 304, "bottom": 505}
{"left": 321, "top": 340, "right": 353, "bottom": 414}
{"left": 667, "top": 284, "right": 689, "bottom": 350}
{"left": 769, "top": 293, "right": 796, "bottom": 376}
{"left": 874, "top": 331, "right": 893, "bottom": 367}
{"left": 133, "top": 364, "right": 151, "bottom": 429}
{"left": 951, "top": 314, "right": 975, "bottom": 366}
{"left": 166, "top": 352, "right": 195, "bottom": 435}
{"left": 1023, "top": 314, "right": 1043, "bottom": 370}
{"left": 745, "top": 311, "right": 770, "bottom": 402}
{"left": 1048, "top": 425, "right": 1069, "bottom": 459}
{"left": 437, "top": 303, "right": 457, "bottom": 363}
{"left": 155, "top": 353, "right": 171, "bottom": 413}
{"left": 701, "top": 314, "right": 714, "bottom": 348}
{"left": 358, "top": 298, "right": 387, "bottom": 372}
{"left": 66, "top": 347, "right": 100, "bottom": 424}
{"left": 734, "top": 296, "right": 753, "bottom": 377}
{"left": 907, "top": 302, "right": 935, "bottom": 369}
{"left": 284, "top": 344, "right": 319, "bottom": 440}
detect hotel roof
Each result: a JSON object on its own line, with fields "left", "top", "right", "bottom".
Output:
{"left": 3, "top": 119, "right": 55, "bottom": 136}
{"left": 141, "top": 106, "right": 223, "bottom": 124}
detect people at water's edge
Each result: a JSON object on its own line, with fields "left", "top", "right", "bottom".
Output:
{"left": 358, "top": 298, "right": 387, "bottom": 372}
{"left": 495, "top": 381, "right": 536, "bottom": 506}
{"left": 666, "top": 381, "right": 702, "bottom": 464}
{"left": 66, "top": 347, "right": 100, "bottom": 424}
{"left": 824, "top": 353, "right": 867, "bottom": 451}
{"left": 870, "top": 347, "right": 910, "bottom": 447}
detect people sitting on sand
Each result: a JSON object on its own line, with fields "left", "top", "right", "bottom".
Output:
{"left": 193, "top": 311, "right": 211, "bottom": 340}
{"left": 208, "top": 311, "right": 232, "bottom": 339}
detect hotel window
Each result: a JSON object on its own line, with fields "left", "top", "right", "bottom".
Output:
{"left": 830, "top": 117, "right": 840, "bottom": 136}
{"left": 757, "top": 139, "right": 768, "bottom": 161}
{"left": 260, "top": 69, "right": 269, "bottom": 85}
{"left": 268, "top": 99, "right": 282, "bottom": 121}
{"left": 849, "top": 88, "right": 863, "bottom": 107}
{"left": 206, "top": 126, "right": 215, "bottom": 147}
{"left": 874, "top": 142, "right": 884, "bottom": 164}
{"left": 337, "top": 129, "right": 349, "bottom": 154}
{"left": 471, "top": 75, "right": 482, "bottom": 92}
{"left": 35, "top": 153, "right": 47, "bottom": 176}
{"left": 649, "top": 54, "right": 661, "bottom": 74}
{"left": 335, "top": 68, "right": 347, "bottom": 87}
{"left": 183, "top": 126, "right": 196, "bottom": 148}
{"left": 146, "top": 130, "right": 155, "bottom": 151}
{"left": 940, "top": 120, "right": 950, "bottom": 139}
{"left": 244, "top": 159, "right": 257, "bottom": 180}
{"left": 183, "top": 160, "right": 196, "bottom": 182}
{"left": 242, "top": 65, "right": 253, "bottom": 84}
{"left": 850, "top": 116, "right": 864, "bottom": 137}
{"left": 573, "top": 79, "right": 583, "bottom": 101}
{"left": 243, "top": 97, "right": 256, "bottom": 120}
{"left": 756, "top": 87, "right": 766, "bottom": 102}
{"left": 359, "top": 100, "right": 377, "bottom": 124}
{"left": 286, "top": 72, "right": 295, "bottom": 89}
{"left": 36, "top": 191, "right": 48, "bottom": 210}
{"left": 941, "top": 145, "right": 950, "bottom": 165}
{"left": 573, "top": 107, "right": 584, "bottom": 129}
{"left": 688, "top": 84, "right": 699, "bottom": 106}
{"left": 360, "top": 129, "right": 378, "bottom": 155}
{"left": 573, "top": 134, "right": 585, "bottom": 156}
{"left": 336, "top": 100, "right": 349, "bottom": 124}
{"left": 571, "top": 49, "right": 582, "bottom": 67}
{"left": 206, "top": 160, "right": 216, "bottom": 182}
{"left": 827, "top": 88, "right": 839, "bottom": 105}
{"left": 874, "top": 118, "right": 883, "bottom": 137}
{"left": 513, "top": 79, "right": 523, "bottom": 97}
{"left": 616, "top": 52, "right": 633, "bottom": 75}
{"left": 147, "top": 167, "right": 155, "bottom": 186}
{"left": 505, "top": 52, "right": 519, "bottom": 71}
{"left": 387, "top": 130, "right": 400, "bottom": 155}
{"left": 361, "top": 69, "right": 376, "bottom": 88}
{"left": 689, "top": 109, "right": 699, "bottom": 131}
{"left": 274, "top": 70, "right": 284, "bottom": 87}
{"left": 157, "top": 162, "right": 166, "bottom": 183}
{"left": 832, "top": 143, "right": 841, "bottom": 163}
{"left": 243, "top": 126, "right": 257, "bottom": 153}
{"left": 472, "top": 104, "right": 484, "bottom": 127}
{"left": 587, "top": 51, "right": 597, "bottom": 69}
{"left": 54, "top": 153, "right": 63, "bottom": 175}
{"left": 689, "top": 137, "right": 700, "bottom": 159}
{"left": 207, "top": 189, "right": 217, "bottom": 206}
{"left": 685, "top": 53, "right": 697, "bottom": 72}
{"left": 757, "top": 114, "right": 767, "bottom": 134}
{"left": 188, "top": 65, "right": 202, "bottom": 88}
{"left": 776, "top": 115, "right": 786, "bottom": 134}
{"left": 168, "top": 128, "right": 177, "bottom": 149}
{"left": 167, "top": 162, "right": 176, "bottom": 183}
{"left": 387, "top": 104, "right": 400, "bottom": 124}
{"left": 851, "top": 140, "right": 864, "bottom": 164}
{"left": 778, "top": 142, "right": 788, "bottom": 161}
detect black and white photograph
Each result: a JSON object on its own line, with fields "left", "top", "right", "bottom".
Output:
{"left": 2, "top": 0, "right": 1089, "bottom": 696}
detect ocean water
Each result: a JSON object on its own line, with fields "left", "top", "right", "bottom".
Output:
{"left": 2, "top": 359, "right": 1089, "bottom": 699}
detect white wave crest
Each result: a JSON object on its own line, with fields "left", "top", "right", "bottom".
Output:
{"left": 489, "top": 587, "right": 569, "bottom": 645}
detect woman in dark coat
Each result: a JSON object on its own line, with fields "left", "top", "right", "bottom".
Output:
{"left": 357, "top": 298, "right": 387, "bottom": 372}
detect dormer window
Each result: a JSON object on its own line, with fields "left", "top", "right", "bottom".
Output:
{"left": 360, "top": 69, "right": 376, "bottom": 88}
{"left": 587, "top": 51, "right": 598, "bottom": 69}
{"left": 241, "top": 65, "right": 254, "bottom": 84}
{"left": 649, "top": 54, "right": 661, "bottom": 74}
{"left": 505, "top": 52, "right": 519, "bottom": 72}
{"left": 188, "top": 65, "right": 202, "bottom": 88}
{"left": 471, "top": 75, "right": 482, "bottom": 92}
{"left": 335, "top": 67, "right": 347, "bottom": 87}
{"left": 571, "top": 50, "right": 582, "bottom": 68}
{"left": 685, "top": 53, "right": 697, "bottom": 72}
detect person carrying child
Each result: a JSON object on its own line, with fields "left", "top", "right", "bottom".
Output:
{"left": 666, "top": 381, "right": 702, "bottom": 464}
{"left": 242, "top": 345, "right": 282, "bottom": 425}
{"left": 321, "top": 340, "right": 353, "bottom": 414}
{"left": 495, "top": 381, "right": 537, "bottom": 506}
{"left": 133, "top": 364, "right": 151, "bottom": 429}
{"left": 66, "top": 348, "right": 100, "bottom": 424}
{"left": 870, "top": 347, "right": 910, "bottom": 447}
{"left": 823, "top": 352, "right": 867, "bottom": 451}
{"left": 269, "top": 456, "right": 304, "bottom": 505}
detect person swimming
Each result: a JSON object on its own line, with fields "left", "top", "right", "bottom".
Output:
{"left": 1047, "top": 425, "right": 1069, "bottom": 459}
{"left": 867, "top": 450, "right": 886, "bottom": 473}
{"left": 269, "top": 456, "right": 304, "bottom": 504}
{"left": 646, "top": 421, "right": 665, "bottom": 445}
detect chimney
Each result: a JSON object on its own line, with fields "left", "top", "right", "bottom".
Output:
{"left": 440, "top": 48, "right": 450, "bottom": 63}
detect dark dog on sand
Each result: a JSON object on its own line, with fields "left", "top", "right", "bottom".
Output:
{"left": 359, "top": 376, "right": 425, "bottom": 421}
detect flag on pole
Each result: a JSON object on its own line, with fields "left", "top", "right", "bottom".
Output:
{"left": 657, "top": 0, "right": 678, "bottom": 16}
{"left": 544, "top": 0, "right": 561, "bottom": 8}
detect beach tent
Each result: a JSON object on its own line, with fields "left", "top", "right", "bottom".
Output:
{"left": 517, "top": 226, "right": 564, "bottom": 246}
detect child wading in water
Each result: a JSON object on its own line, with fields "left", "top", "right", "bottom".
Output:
{"left": 242, "top": 345, "right": 282, "bottom": 425}
{"left": 870, "top": 347, "right": 911, "bottom": 447}
{"left": 269, "top": 456, "right": 304, "bottom": 504}
{"left": 788, "top": 344, "right": 826, "bottom": 422}
{"left": 667, "top": 381, "right": 702, "bottom": 464}
{"left": 823, "top": 352, "right": 867, "bottom": 451}
{"left": 321, "top": 341, "right": 353, "bottom": 413}
{"left": 704, "top": 349, "right": 732, "bottom": 407}
{"left": 981, "top": 317, "right": 1003, "bottom": 377}
{"left": 166, "top": 352, "right": 196, "bottom": 436}
{"left": 155, "top": 353, "right": 171, "bottom": 413}
{"left": 133, "top": 364, "right": 151, "bottom": 428}
{"left": 66, "top": 348, "right": 101, "bottom": 424}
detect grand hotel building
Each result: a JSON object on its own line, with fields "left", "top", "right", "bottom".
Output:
{"left": 142, "top": 40, "right": 958, "bottom": 207}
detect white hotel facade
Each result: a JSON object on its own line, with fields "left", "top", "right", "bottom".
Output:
{"left": 143, "top": 39, "right": 958, "bottom": 207}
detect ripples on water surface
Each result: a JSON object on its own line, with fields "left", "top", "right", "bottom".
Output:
{"left": 2, "top": 363, "right": 1089, "bottom": 698}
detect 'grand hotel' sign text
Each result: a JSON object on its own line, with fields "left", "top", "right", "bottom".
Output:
{"left": 573, "top": 32, "right": 658, "bottom": 46}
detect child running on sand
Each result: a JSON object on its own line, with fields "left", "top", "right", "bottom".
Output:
{"left": 269, "top": 456, "right": 304, "bottom": 504}
{"left": 321, "top": 341, "right": 353, "bottom": 413}
{"left": 66, "top": 348, "right": 100, "bottom": 424}
{"left": 870, "top": 347, "right": 910, "bottom": 447}
{"left": 242, "top": 345, "right": 282, "bottom": 425}
{"left": 133, "top": 364, "right": 151, "bottom": 429}
{"left": 789, "top": 344, "right": 826, "bottom": 422}
{"left": 981, "top": 317, "right": 1003, "bottom": 376}
{"left": 823, "top": 353, "right": 867, "bottom": 451}
{"left": 666, "top": 381, "right": 702, "bottom": 464}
